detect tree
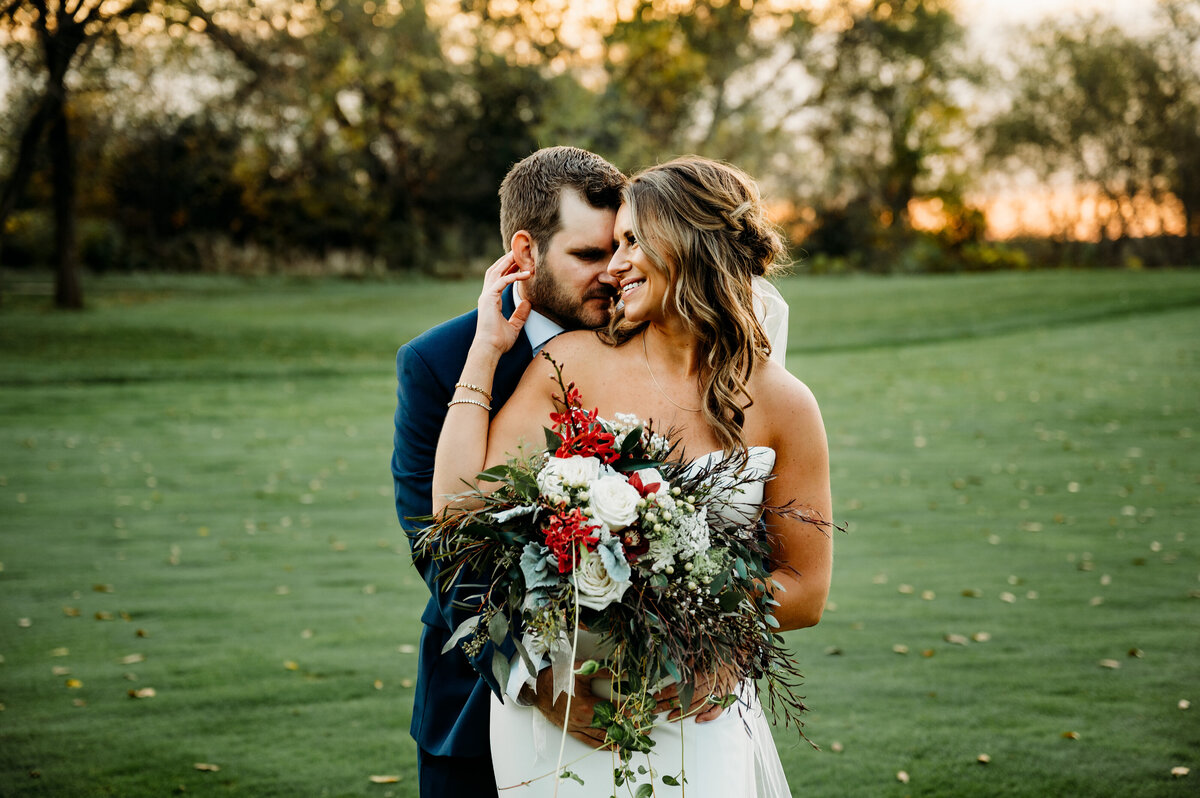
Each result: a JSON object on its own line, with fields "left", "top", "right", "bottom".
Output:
{"left": 988, "top": 1, "right": 1200, "bottom": 244}
{"left": 798, "top": 0, "right": 974, "bottom": 261}
{"left": 0, "top": 0, "right": 155, "bottom": 308}
{"left": 585, "top": 1, "right": 813, "bottom": 174}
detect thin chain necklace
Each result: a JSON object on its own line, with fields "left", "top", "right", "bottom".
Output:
{"left": 642, "top": 330, "right": 701, "bottom": 413}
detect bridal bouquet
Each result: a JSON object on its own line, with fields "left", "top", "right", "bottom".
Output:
{"left": 415, "top": 354, "right": 816, "bottom": 784}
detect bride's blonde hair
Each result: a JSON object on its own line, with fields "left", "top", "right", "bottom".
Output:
{"left": 603, "top": 156, "right": 787, "bottom": 453}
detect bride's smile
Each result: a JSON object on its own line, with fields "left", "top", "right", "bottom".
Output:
{"left": 608, "top": 203, "right": 668, "bottom": 323}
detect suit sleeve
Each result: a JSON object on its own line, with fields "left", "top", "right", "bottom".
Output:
{"left": 392, "top": 342, "right": 510, "bottom": 696}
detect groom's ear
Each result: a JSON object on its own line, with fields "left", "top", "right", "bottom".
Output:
{"left": 511, "top": 231, "right": 537, "bottom": 273}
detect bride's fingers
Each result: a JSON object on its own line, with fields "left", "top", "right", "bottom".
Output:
{"left": 508, "top": 299, "right": 531, "bottom": 331}
{"left": 567, "top": 722, "right": 608, "bottom": 748}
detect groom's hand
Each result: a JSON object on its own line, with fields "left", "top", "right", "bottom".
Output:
{"left": 521, "top": 663, "right": 610, "bottom": 750}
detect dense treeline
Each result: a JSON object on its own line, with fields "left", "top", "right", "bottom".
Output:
{"left": 1, "top": 1, "right": 1197, "bottom": 306}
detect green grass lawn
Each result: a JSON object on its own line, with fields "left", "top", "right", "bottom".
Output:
{"left": 1, "top": 269, "right": 1198, "bottom": 797}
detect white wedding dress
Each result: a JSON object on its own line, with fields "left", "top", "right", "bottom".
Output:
{"left": 490, "top": 447, "right": 791, "bottom": 798}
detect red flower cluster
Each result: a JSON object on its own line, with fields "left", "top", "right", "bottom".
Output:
{"left": 550, "top": 384, "right": 617, "bottom": 463}
{"left": 542, "top": 508, "right": 600, "bottom": 574}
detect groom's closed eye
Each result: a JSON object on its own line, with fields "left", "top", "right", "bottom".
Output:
{"left": 570, "top": 247, "right": 611, "bottom": 262}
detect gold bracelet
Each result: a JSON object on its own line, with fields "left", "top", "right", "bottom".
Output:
{"left": 454, "top": 382, "right": 494, "bottom": 403}
{"left": 447, "top": 398, "right": 491, "bottom": 411}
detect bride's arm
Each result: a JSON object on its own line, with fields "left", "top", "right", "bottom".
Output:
{"left": 430, "top": 255, "right": 536, "bottom": 514}
{"left": 431, "top": 260, "right": 581, "bottom": 514}
{"left": 761, "top": 372, "right": 834, "bottom": 632}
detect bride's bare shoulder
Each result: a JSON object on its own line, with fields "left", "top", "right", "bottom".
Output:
{"left": 753, "top": 360, "right": 824, "bottom": 440}
{"left": 538, "top": 330, "right": 625, "bottom": 368}
{"left": 518, "top": 330, "right": 621, "bottom": 385}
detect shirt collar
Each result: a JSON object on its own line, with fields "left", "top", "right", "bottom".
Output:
{"left": 514, "top": 280, "right": 564, "bottom": 355}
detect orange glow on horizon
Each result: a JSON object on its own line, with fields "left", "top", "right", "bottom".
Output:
{"left": 911, "top": 189, "right": 1187, "bottom": 242}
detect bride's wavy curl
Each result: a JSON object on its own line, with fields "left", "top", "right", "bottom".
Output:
{"left": 603, "top": 156, "right": 787, "bottom": 453}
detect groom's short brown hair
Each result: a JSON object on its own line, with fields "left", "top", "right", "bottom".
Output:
{"left": 499, "top": 146, "right": 625, "bottom": 251}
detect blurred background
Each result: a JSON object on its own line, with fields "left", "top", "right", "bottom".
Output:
{"left": 1, "top": 0, "right": 1197, "bottom": 308}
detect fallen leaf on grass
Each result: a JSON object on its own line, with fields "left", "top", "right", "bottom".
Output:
{"left": 1179, "top": 700, "right": 1190, "bottom": 710}
{"left": 1172, "top": 767, "right": 1190, "bottom": 778}
{"left": 17, "top": 618, "right": 31, "bottom": 628}
{"left": 93, "top": 584, "right": 114, "bottom": 593}
{"left": 120, "top": 653, "right": 145, "bottom": 665}
{"left": 944, "top": 634, "right": 969, "bottom": 646}
{"left": 1099, "top": 659, "right": 1121, "bottom": 669}
{"left": 283, "top": 661, "right": 299, "bottom": 671}
{"left": 977, "top": 754, "right": 991, "bottom": 765}
{"left": 51, "top": 647, "right": 69, "bottom": 657}
{"left": 52, "top": 666, "right": 70, "bottom": 676}
{"left": 896, "top": 771, "right": 910, "bottom": 784}
{"left": 961, "top": 589, "right": 983, "bottom": 598}
{"left": 1127, "top": 648, "right": 1143, "bottom": 658}
{"left": 892, "top": 644, "right": 910, "bottom": 655}
{"left": 1061, "top": 731, "right": 1080, "bottom": 740}
{"left": 62, "top": 606, "right": 80, "bottom": 617}
{"left": 972, "top": 632, "right": 992, "bottom": 643}
{"left": 95, "top": 611, "right": 113, "bottom": 621}
{"left": 65, "top": 679, "right": 83, "bottom": 689}
{"left": 830, "top": 741, "right": 844, "bottom": 753}
{"left": 369, "top": 775, "right": 401, "bottom": 784}
{"left": 128, "top": 687, "right": 156, "bottom": 699}
{"left": 194, "top": 763, "right": 220, "bottom": 772}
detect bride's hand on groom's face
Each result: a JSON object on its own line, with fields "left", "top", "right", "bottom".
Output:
{"left": 529, "top": 662, "right": 613, "bottom": 750}
{"left": 472, "top": 252, "right": 532, "bottom": 359}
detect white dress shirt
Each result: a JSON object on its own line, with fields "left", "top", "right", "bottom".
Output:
{"left": 513, "top": 281, "right": 564, "bottom": 356}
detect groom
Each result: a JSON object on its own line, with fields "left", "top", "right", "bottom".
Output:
{"left": 392, "top": 146, "right": 627, "bottom": 797}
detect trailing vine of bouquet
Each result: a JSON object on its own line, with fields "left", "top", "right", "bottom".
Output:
{"left": 414, "top": 353, "right": 831, "bottom": 790}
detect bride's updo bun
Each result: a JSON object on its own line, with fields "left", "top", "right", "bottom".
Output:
{"left": 604, "top": 156, "right": 789, "bottom": 453}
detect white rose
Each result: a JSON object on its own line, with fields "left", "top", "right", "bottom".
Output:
{"left": 535, "top": 467, "right": 568, "bottom": 504}
{"left": 550, "top": 456, "right": 602, "bottom": 488}
{"left": 575, "top": 549, "right": 631, "bottom": 611}
{"left": 588, "top": 475, "right": 641, "bottom": 530}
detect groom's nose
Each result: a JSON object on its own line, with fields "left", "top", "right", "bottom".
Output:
{"left": 596, "top": 265, "right": 619, "bottom": 288}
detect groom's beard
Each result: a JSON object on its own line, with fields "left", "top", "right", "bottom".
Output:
{"left": 525, "top": 254, "right": 615, "bottom": 331}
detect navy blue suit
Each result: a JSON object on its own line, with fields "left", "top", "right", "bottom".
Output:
{"left": 392, "top": 287, "right": 533, "bottom": 795}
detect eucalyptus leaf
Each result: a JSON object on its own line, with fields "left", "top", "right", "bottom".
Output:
{"left": 487, "top": 611, "right": 510, "bottom": 645}
{"left": 440, "top": 615, "right": 480, "bottom": 654}
{"left": 490, "top": 646, "right": 511, "bottom": 690}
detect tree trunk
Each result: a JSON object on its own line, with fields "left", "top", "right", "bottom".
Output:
{"left": 48, "top": 92, "right": 83, "bottom": 310}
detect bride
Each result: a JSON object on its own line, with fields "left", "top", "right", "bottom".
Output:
{"left": 432, "top": 156, "right": 833, "bottom": 796}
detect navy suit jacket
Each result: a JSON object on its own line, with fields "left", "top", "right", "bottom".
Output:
{"left": 392, "top": 286, "right": 534, "bottom": 758}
